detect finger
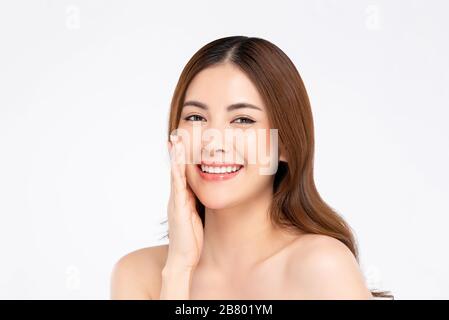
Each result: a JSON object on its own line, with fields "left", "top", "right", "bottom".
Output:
{"left": 168, "top": 139, "right": 174, "bottom": 179}
{"left": 170, "top": 135, "right": 187, "bottom": 199}
{"left": 168, "top": 137, "right": 185, "bottom": 223}
{"left": 168, "top": 139, "right": 176, "bottom": 199}
{"left": 177, "top": 136, "right": 187, "bottom": 182}
{"left": 185, "top": 182, "right": 195, "bottom": 198}
{"left": 168, "top": 136, "right": 181, "bottom": 205}
{"left": 167, "top": 140, "right": 172, "bottom": 156}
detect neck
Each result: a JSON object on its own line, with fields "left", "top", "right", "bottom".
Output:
{"left": 199, "top": 186, "right": 289, "bottom": 273}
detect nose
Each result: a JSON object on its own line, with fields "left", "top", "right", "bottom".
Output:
{"left": 202, "top": 137, "right": 227, "bottom": 158}
{"left": 196, "top": 120, "right": 241, "bottom": 163}
{"left": 200, "top": 124, "right": 232, "bottom": 160}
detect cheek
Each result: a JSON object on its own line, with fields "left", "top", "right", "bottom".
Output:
{"left": 240, "top": 128, "right": 277, "bottom": 168}
{"left": 174, "top": 125, "right": 198, "bottom": 165}
{"left": 238, "top": 131, "right": 257, "bottom": 165}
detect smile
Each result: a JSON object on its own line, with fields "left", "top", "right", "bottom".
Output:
{"left": 196, "top": 163, "right": 244, "bottom": 181}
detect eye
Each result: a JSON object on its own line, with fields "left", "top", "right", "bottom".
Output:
{"left": 232, "top": 117, "right": 255, "bottom": 124}
{"left": 184, "top": 114, "right": 206, "bottom": 122}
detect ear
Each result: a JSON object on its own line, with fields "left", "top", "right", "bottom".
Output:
{"left": 279, "top": 153, "right": 287, "bottom": 162}
{"left": 279, "top": 144, "right": 288, "bottom": 163}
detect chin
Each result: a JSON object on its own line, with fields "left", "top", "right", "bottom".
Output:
{"left": 194, "top": 190, "right": 237, "bottom": 210}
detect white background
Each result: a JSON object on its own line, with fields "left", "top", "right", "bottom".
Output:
{"left": 0, "top": 0, "right": 448, "bottom": 299}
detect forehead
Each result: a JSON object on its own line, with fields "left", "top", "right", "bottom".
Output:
{"left": 184, "top": 63, "right": 266, "bottom": 111}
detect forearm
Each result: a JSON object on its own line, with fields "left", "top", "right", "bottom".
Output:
{"left": 159, "top": 266, "right": 194, "bottom": 300}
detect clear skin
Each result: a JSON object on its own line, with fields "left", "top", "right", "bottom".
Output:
{"left": 110, "top": 63, "right": 373, "bottom": 300}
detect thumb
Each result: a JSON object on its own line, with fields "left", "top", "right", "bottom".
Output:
{"left": 167, "top": 140, "right": 172, "bottom": 154}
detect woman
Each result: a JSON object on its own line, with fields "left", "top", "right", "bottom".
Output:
{"left": 110, "top": 36, "right": 392, "bottom": 299}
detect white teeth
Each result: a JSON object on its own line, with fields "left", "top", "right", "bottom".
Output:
{"left": 200, "top": 165, "right": 242, "bottom": 174}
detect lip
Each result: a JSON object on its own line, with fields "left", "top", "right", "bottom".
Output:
{"left": 200, "top": 161, "right": 244, "bottom": 167}
{"left": 196, "top": 163, "right": 244, "bottom": 181}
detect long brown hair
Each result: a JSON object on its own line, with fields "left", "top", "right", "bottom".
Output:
{"left": 166, "top": 36, "right": 393, "bottom": 299}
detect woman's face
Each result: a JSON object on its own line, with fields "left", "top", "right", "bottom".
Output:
{"left": 177, "top": 63, "right": 280, "bottom": 210}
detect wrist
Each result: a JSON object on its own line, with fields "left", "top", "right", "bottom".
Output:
{"left": 162, "top": 264, "right": 194, "bottom": 278}
{"left": 160, "top": 264, "right": 194, "bottom": 300}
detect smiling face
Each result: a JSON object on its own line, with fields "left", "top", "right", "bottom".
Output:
{"left": 176, "top": 62, "right": 282, "bottom": 210}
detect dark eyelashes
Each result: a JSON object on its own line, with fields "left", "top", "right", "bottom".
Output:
{"left": 183, "top": 114, "right": 255, "bottom": 124}
{"left": 184, "top": 114, "right": 205, "bottom": 122}
{"left": 233, "top": 117, "right": 255, "bottom": 124}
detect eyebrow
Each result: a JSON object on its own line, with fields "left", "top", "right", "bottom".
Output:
{"left": 182, "top": 100, "right": 263, "bottom": 112}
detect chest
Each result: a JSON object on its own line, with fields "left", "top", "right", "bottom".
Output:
{"left": 189, "top": 260, "right": 299, "bottom": 299}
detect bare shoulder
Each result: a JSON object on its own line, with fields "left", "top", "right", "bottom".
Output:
{"left": 284, "top": 234, "right": 373, "bottom": 299}
{"left": 110, "top": 244, "right": 168, "bottom": 300}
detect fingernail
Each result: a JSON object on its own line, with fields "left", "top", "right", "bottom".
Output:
{"left": 170, "top": 134, "right": 178, "bottom": 142}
